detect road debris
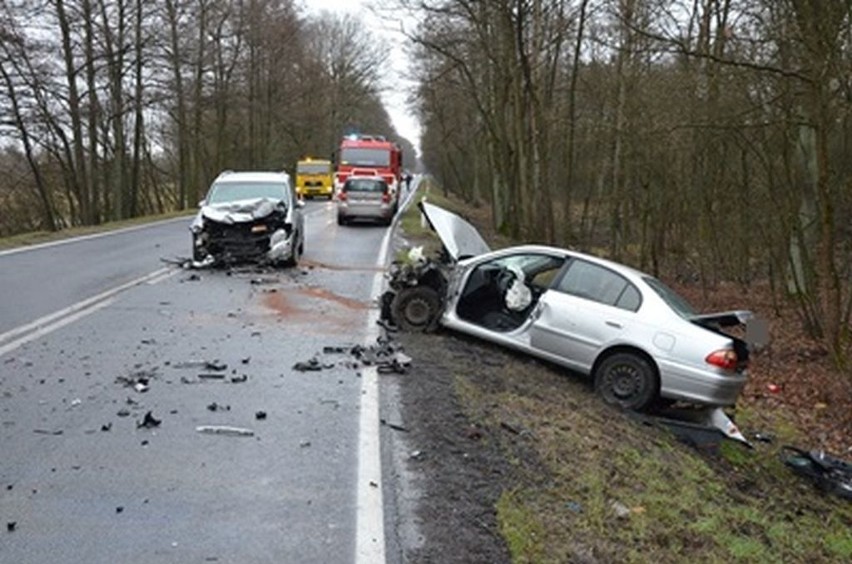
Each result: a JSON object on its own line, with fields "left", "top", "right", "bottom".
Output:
{"left": 255, "top": 411, "right": 267, "bottom": 420}
{"left": 33, "top": 429, "right": 63, "bottom": 436}
{"left": 380, "top": 419, "right": 408, "bottom": 433}
{"left": 611, "top": 500, "right": 631, "bottom": 519}
{"left": 294, "top": 333, "right": 413, "bottom": 375}
{"left": 207, "top": 402, "right": 230, "bottom": 412}
{"left": 292, "top": 358, "right": 327, "bottom": 372}
{"left": 196, "top": 425, "right": 254, "bottom": 437}
{"left": 198, "top": 373, "right": 226, "bottom": 380}
{"left": 101, "top": 423, "right": 112, "bottom": 432}
{"left": 137, "top": 411, "right": 161, "bottom": 429}
{"left": 230, "top": 375, "right": 248, "bottom": 383}
{"left": 782, "top": 446, "right": 852, "bottom": 500}
{"left": 7, "top": 521, "right": 16, "bottom": 532}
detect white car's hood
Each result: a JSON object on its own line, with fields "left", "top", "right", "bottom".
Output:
{"left": 199, "top": 197, "right": 285, "bottom": 224}
{"left": 419, "top": 201, "right": 491, "bottom": 261}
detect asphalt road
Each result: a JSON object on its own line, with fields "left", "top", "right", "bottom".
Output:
{"left": 0, "top": 196, "right": 407, "bottom": 563}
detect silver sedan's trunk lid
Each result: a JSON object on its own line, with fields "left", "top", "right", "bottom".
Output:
{"left": 419, "top": 201, "right": 491, "bottom": 262}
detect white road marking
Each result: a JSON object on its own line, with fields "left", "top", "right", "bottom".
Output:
{"left": 0, "top": 216, "right": 191, "bottom": 257}
{"left": 0, "top": 267, "right": 173, "bottom": 357}
{"left": 355, "top": 216, "right": 395, "bottom": 564}
{"left": 0, "top": 298, "right": 115, "bottom": 358}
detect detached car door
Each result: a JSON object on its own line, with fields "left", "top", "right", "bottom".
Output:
{"left": 528, "top": 258, "right": 643, "bottom": 372}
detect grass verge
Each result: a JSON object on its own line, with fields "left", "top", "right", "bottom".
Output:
{"left": 0, "top": 209, "right": 194, "bottom": 252}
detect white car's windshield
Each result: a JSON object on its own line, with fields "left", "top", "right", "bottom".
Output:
{"left": 207, "top": 182, "right": 286, "bottom": 204}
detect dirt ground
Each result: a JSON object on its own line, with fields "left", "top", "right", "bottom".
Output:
{"left": 385, "top": 197, "right": 851, "bottom": 563}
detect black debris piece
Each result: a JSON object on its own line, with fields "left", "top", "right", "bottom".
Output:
{"left": 207, "top": 402, "right": 230, "bottom": 412}
{"left": 241, "top": 357, "right": 251, "bottom": 365}
{"left": 117, "top": 408, "right": 131, "bottom": 417}
{"left": 173, "top": 360, "right": 224, "bottom": 370}
{"left": 293, "top": 358, "right": 324, "bottom": 372}
{"left": 230, "top": 375, "right": 248, "bottom": 383}
{"left": 33, "top": 429, "right": 63, "bottom": 436}
{"left": 7, "top": 521, "right": 16, "bottom": 532}
{"left": 183, "top": 274, "right": 201, "bottom": 282}
{"left": 116, "top": 506, "right": 124, "bottom": 514}
{"left": 255, "top": 411, "right": 267, "bottom": 420}
{"left": 380, "top": 418, "right": 408, "bottom": 433}
{"left": 198, "top": 373, "right": 226, "bottom": 380}
{"left": 782, "top": 446, "right": 852, "bottom": 500}
{"left": 101, "top": 423, "right": 112, "bottom": 432}
{"left": 116, "top": 369, "right": 156, "bottom": 390}
{"left": 137, "top": 411, "right": 161, "bottom": 429}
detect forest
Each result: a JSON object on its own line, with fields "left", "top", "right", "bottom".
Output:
{"left": 1, "top": 0, "right": 850, "bottom": 366}
{"left": 0, "top": 0, "right": 414, "bottom": 231}
{"left": 407, "top": 0, "right": 852, "bottom": 369}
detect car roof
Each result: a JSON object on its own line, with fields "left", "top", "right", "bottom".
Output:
{"left": 214, "top": 171, "right": 291, "bottom": 184}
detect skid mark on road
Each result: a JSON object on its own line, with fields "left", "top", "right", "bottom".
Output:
{"left": 300, "top": 259, "right": 384, "bottom": 273}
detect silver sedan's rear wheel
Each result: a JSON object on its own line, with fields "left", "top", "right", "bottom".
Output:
{"left": 391, "top": 286, "right": 440, "bottom": 332}
{"left": 594, "top": 352, "right": 657, "bottom": 412}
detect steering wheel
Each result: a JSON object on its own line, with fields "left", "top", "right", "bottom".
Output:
{"left": 494, "top": 267, "right": 516, "bottom": 296}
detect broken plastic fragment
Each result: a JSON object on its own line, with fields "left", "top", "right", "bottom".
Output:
{"left": 198, "top": 373, "right": 226, "bottom": 380}
{"left": 137, "top": 411, "right": 161, "bottom": 429}
{"left": 782, "top": 446, "right": 852, "bottom": 500}
{"left": 293, "top": 358, "right": 324, "bottom": 372}
{"left": 195, "top": 425, "right": 254, "bottom": 437}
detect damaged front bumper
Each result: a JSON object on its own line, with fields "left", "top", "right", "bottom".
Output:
{"left": 191, "top": 199, "right": 296, "bottom": 266}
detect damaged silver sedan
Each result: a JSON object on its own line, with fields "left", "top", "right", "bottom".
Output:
{"left": 384, "top": 202, "right": 760, "bottom": 413}
{"left": 190, "top": 171, "right": 305, "bottom": 267}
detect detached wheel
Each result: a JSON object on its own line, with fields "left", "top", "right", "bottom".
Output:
{"left": 391, "top": 286, "right": 440, "bottom": 332}
{"left": 594, "top": 352, "right": 658, "bottom": 412}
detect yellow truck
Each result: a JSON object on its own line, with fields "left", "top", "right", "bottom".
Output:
{"left": 295, "top": 157, "right": 334, "bottom": 200}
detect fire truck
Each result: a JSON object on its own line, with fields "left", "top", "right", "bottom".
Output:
{"left": 335, "top": 134, "right": 403, "bottom": 208}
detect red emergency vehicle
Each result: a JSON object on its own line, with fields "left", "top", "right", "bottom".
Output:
{"left": 335, "top": 134, "right": 402, "bottom": 208}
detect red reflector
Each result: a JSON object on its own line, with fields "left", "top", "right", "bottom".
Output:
{"left": 705, "top": 349, "right": 738, "bottom": 371}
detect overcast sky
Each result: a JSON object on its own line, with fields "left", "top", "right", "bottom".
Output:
{"left": 302, "top": 0, "right": 422, "bottom": 153}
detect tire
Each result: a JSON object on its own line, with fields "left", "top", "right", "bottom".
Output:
{"left": 337, "top": 215, "right": 346, "bottom": 226}
{"left": 282, "top": 236, "right": 301, "bottom": 268}
{"left": 391, "top": 286, "right": 441, "bottom": 332}
{"left": 593, "top": 352, "right": 658, "bottom": 412}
